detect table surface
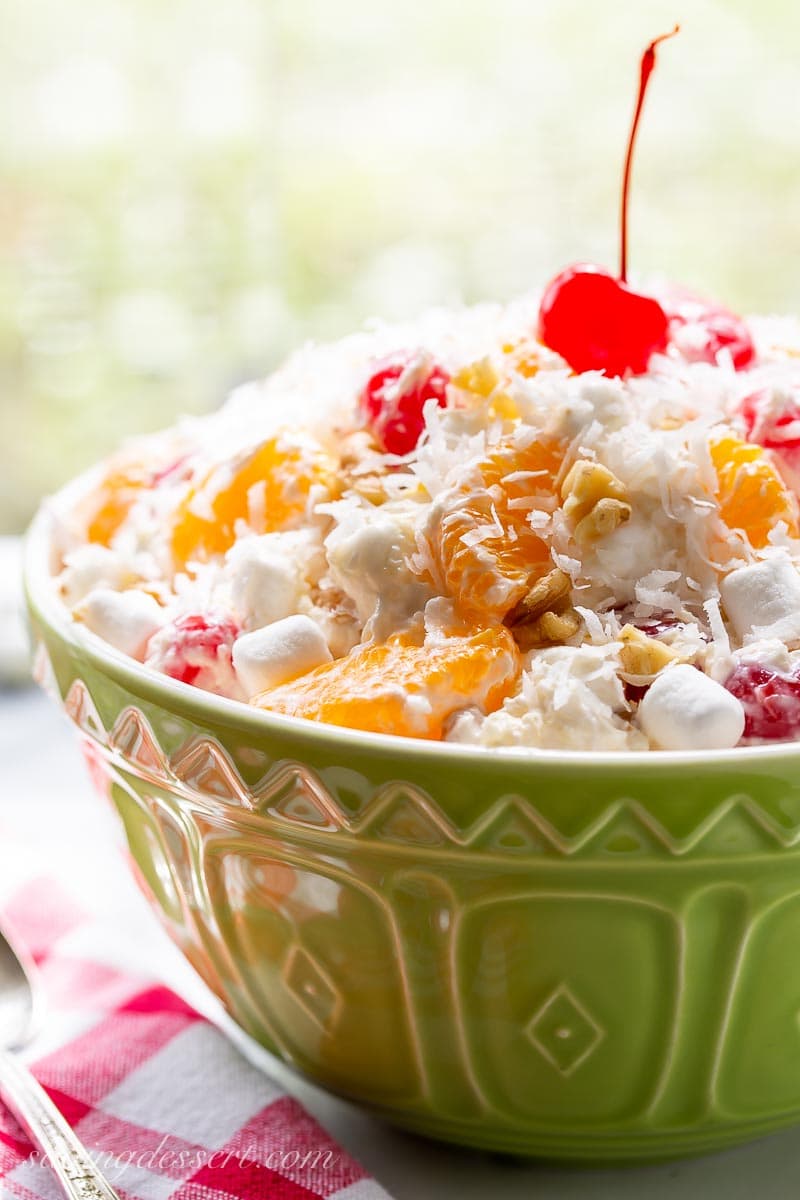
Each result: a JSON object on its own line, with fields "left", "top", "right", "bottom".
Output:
{"left": 3, "top": 685, "right": 800, "bottom": 1199}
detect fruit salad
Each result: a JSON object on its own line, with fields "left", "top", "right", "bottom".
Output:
{"left": 47, "top": 285, "right": 800, "bottom": 752}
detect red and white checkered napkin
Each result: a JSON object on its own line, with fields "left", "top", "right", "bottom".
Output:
{"left": 0, "top": 880, "right": 392, "bottom": 1200}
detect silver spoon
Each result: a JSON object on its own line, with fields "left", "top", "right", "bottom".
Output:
{"left": 0, "top": 923, "right": 121, "bottom": 1200}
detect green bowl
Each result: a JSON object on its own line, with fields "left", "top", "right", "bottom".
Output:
{"left": 24, "top": 494, "right": 800, "bottom": 1164}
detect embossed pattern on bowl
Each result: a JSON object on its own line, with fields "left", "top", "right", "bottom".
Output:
{"left": 24, "top": 503, "right": 800, "bottom": 1162}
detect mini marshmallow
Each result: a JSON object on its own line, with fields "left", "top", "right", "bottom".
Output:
{"left": 75, "top": 587, "right": 164, "bottom": 660}
{"left": 228, "top": 548, "right": 301, "bottom": 630}
{"left": 60, "top": 545, "right": 133, "bottom": 607}
{"left": 232, "top": 614, "right": 331, "bottom": 698}
{"left": 733, "top": 637, "right": 792, "bottom": 675}
{"left": 721, "top": 554, "right": 800, "bottom": 645}
{"left": 638, "top": 664, "right": 745, "bottom": 751}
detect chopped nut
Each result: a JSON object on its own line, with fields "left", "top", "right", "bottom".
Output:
{"left": 506, "top": 567, "right": 571, "bottom": 626}
{"left": 573, "top": 497, "right": 632, "bottom": 544}
{"left": 561, "top": 456, "right": 631, "bottom": 546}
{"left": 561, "top": 460, "right": 629, "bottom": 524}
{"left": 513, "top": 607, "right": 582, "bottom": 651}
{"left": 307, "top": 583, "right": 361, "bottom": 657}
{"left": 309, "top": 581, "right": 350, "bottom": 610}
{"left": 538, "top": 608, "right": 581, "bottom": 642}
{"left": 505, "top": 567, "right": 579, "bottom": 650}
{"left": 617, "top": 624, "right": 678, "bottom": 678}
{"left": 337, "top": 430, "right": 389, "bottom": 503}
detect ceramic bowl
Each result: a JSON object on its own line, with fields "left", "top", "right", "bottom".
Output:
{"left": 24, "top": 491, "right": 800, "bottom": 1163}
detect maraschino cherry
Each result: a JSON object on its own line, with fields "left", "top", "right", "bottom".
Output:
{"left": 665, "top": 288, "right": 756, "bottom": 370}
{"left": 158, "top": 612, "right": 240, "bottom": 686}
{"left": 739, "top": 386, "right": 800, "bottom": 495}
{"left": 538, "top": 29, "right": 679, "bottom": 377}
{"left": 742, "top": 387, "right": 800, "bottom": 451}
{"left": 724, "top": 662, "right": 800, "bottom": 741}
{"left": 359, "top": 353, "right": 450, "bottom": 455}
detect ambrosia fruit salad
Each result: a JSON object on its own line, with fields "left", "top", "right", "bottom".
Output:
{"left": 49, "top": 290, "right": 800, "bottom": 752}
{"left": 44, "top": 30, "right": 800, "bottom": 751}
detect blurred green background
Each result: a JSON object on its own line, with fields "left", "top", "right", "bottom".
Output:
{"left": 2, "top": 0, "right": 799, "bottom": 532}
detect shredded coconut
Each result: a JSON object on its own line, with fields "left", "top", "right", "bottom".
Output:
{"left": 47, "top": 286, "right": 800, "bottom": 750}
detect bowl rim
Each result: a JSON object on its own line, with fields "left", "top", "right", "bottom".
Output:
{"left": 23, "top": 467, "right": 800, "bottom": 774}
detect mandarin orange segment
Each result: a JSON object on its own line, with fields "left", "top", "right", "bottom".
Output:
{"left": 421, "top": 435, "right": 564, "bottom": 621}
{"left": 711, "top": 433, "right": 799, "bottom": 549}
{"left": 84, "top": 463, "right": 151, "bottom": 545}
{"left": 171, "top": 433, "right": 339, "bottom": 567}
{"left": 254, "top": 627, "right": 521, "bottom": 740}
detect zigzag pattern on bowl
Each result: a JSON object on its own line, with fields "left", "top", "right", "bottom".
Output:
{"left": 59, "top": 673, "right": 800, "bottom": 859}
{"left": 30, "top": 642, "right": 800, "bottom": 1157}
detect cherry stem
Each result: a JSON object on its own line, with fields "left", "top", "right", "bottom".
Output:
{"left": 619, "top": 25, "right": 679, "bottom": 283}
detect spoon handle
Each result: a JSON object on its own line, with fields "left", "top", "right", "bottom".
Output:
{"left": 0, "top": 1047, "right": 122, "bottom": 1200}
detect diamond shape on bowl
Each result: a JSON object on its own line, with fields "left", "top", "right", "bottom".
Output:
{"left": 283, "top": 945, "right": 341, "bottom": 1033}
{"left": 525, "top": 983, "right": 604, "bottom": 1076}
